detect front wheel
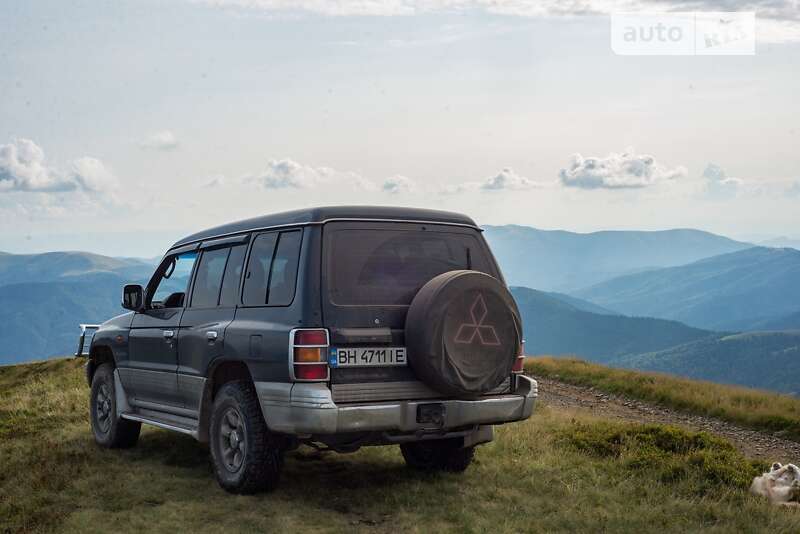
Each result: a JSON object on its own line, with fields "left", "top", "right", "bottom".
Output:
{"left": 90, "top": 363, "right": 140, "bottom": 448}
{"left": 400, "top": 439, "right": 475, "bottom": 473}
{"left": 209, "top": 381, "right": 283, "bottom": 494}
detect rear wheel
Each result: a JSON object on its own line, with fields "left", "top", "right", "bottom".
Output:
{"left": 209, "top": 381, "right": 283, "bottom": 494}
{"left": 90, "top": 363, "right": 140, "bottom": 448}
{"left": 400, "top": 439, "right": 475, "bottom": 473}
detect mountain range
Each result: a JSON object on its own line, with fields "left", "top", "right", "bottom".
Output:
{"left": 483, "top": 225, "right": 751, "bottom": 292}
{"left": 511, "top": 287, "right": 714, "bottom": 362}
{"left": 615, "top": 331, "right": 800, "bottom": 395}
{"left": 2, "top": 224, "right": 800, "bottom": 396}
{"left": 576, "top": 246, "right": 800, "bottom": 331}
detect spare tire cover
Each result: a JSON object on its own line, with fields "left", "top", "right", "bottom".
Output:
{"left": 405, "top": 270, "right": 521, "bottom": 397}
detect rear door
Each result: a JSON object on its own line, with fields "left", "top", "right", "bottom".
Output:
{"left": 321, "top": 221, "right": 500, "bottom": 399}
{"left": 177, "top": 237, "right": 248, "bottom": 410}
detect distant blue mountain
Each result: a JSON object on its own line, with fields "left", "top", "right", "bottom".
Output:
{"left": 543, "top": 290, "right": 618, "bottom": 315}
{"left": 484, "top": 225, "right": 750, "bottom": 291}
{"left": 576, "top": 247, "right": 800, "bottom": 331}
{"left": 0, "top": 273, "right": 128, "bottom": 364}
{"left": 613, "top": 331, "right": 800, "bottom": 395}
{"left": 511, "top": 287, "right": 714, "bottom": 363}
{"left": 0, "top": 251, "right": 154, "bottom": 286}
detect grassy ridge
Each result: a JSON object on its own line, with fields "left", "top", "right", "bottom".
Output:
{"left": 527, "top": 356, "right": 800, "bottom": 441}
{"left": 3, "top": 358, "right": 800, "bottom": 532}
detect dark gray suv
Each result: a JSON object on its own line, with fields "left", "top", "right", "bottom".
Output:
{"left": 84, "top": 206, "right": 537, "bottom": 493}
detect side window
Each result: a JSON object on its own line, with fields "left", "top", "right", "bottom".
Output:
{"left": 190, "top": 248, "right": 229, "bottom": 308}
{"left": 268, "top": 230, "right": 302, "bottom": 306}
{"left": 150, "top": 251, "right": 198, "bottom": 308}
{"left": 242, "top": 233, "right": 278, "bottom": 306}
{"left": 219, "top": 245, "right": 247, "bottom": 307}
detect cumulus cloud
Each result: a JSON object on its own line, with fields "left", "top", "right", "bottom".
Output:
{"left": 382, "top": 175, "right": 416, "bottom": 194}
{"left": 139, "top": 130, "right": 179, "bottom": 151}
{"left": 481, "top": 168, "right": 544, "bottom": 191}
{"left": 70, "top": 158, "right": 117, "bottom": 192}
{"left": 0, "top": 138, "right": 117, "bottom": 193}
{"left": 702, "top": 163, "right": 744, "bottom": 199}
{"left": 247, "top": 159, "right": 329, "bottom": 189}
{"left": 559, "top": 149, "right": 687, "bottom": 190}
{"left": 440, "top": 167, "right": 547, "bottom": 194}
{"left": 245, "top": 158, "right": 377, "bottom": 191}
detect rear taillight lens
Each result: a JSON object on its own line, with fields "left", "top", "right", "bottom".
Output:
{"left": 294, "top": 364, "right": 329, "bottom": 380}
{"left": 512, "top": 339, "right": 525, "bottom": 373}
{"left": 290, "top": 328, "right": 329, "bottom": 382}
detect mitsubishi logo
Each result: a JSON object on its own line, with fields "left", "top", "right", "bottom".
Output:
{"left": 454, "top": 293, "right": 501, "bottom": 346}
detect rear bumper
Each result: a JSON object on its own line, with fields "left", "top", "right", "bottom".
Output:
{"left": 254, "top": 375, "right": 537, "bottom": 436}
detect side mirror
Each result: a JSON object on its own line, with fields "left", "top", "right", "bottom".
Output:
{"left": 122, "top": 284, "right": 144, "bottom": 311}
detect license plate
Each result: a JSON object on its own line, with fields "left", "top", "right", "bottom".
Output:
{"left": 328, "top": 347, "right": 407, "bottom": 368}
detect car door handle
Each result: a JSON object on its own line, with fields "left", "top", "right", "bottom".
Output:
{"left": 163, "top": 330, "right": 175, "bottom": 339}
{"left": 206, "top": 331, "right": 218, "bottom": 341}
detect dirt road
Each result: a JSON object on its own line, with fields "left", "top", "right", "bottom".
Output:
{"left": 538, "top": 376, "right": 800, "bottom": 462}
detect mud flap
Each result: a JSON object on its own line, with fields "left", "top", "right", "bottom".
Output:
{"left": 463, "top": 425, "right": 494, "bottom": 447}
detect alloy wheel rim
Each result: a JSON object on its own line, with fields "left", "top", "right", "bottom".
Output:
{"left": 95, "top": 383, "right": 112, "bottom": 433}
{"left": 219, "top": 407, "right": 246, "bottom": 473}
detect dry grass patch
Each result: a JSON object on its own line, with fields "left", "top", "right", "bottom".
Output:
{"left": 527, "top": 356, "right": 800, "bottom": 441}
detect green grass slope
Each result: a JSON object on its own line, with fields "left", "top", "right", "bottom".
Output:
{"left": 614, "top": 331, "right": 800, "bottom": 395}
{"left": 3, "top": 358, "right": 800, "bottom": 533}
{"left": 512, "top": 287, "right": 714, "bottom": 362}
{"left": 576, "top": 246, "right": 800, "bottom": 331}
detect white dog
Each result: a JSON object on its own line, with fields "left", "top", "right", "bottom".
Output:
{"left": 750, "top": 463, "right": 800, "bottom": 507}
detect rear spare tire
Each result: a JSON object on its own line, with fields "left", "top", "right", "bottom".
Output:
{"left": 405, "top": 270, "right": 521, "bottom": 397}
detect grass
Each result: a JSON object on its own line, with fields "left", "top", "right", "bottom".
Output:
{"left": 527, "top": 356, "right": 800, "bottom": 441}
{"left": 3, "top": 358, "right": 800, "bottom": 533}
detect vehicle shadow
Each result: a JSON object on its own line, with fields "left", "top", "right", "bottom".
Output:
{"left": 127, "top": 427, "right": 447, "bottom": 496}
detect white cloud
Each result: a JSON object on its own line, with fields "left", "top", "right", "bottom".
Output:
{"left": 246, "top": 158, "right": 327, "bottom": 189}
{"left": 481, "top": 168, "right": 544, "bottom": 191}
{"left": 382, "top": 175, "right": 416, "bottom": 194}
{"left": 245, "top": 158, "right": 377, "bottom": 191}
{"left": 786, "top": 180, "right": 800, "bottom": 197}
{"left": 702, "top": 163, "right": 744, "bottom": 199}
{"left": 197, "top": 0, "right": 800, "bottom": 42}
{"left": 139, "top": 130, "right": 179, "bottom": 151}
{"left": 0, "top": 138, "right": 117, "bottom": 193}
{"left": 71, "top": 158, "right": 117, "bottom": 192}
{"left": 440, "top": 167, "right": 548, "bottom": 194}
{"left": 559, "top": 149, "right": 687, "bottom": 190}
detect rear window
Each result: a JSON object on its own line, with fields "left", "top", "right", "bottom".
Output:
{"left": 326, "top": 227, "right": 495, "bottom": 306}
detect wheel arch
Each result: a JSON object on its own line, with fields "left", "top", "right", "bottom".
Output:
{"left": 197, "top": 359, "right": 255, "bottom": 443}
{"left": 86, "top": 344, "right": 116, "bottom": 386}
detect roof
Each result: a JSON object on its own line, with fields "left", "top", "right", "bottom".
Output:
{"left": 170, "top": 205, "right": 478, "bottom": 249}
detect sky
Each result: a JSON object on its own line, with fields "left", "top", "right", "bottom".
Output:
{"left": 1, "top": 0, "right": 798, "bottom": 257}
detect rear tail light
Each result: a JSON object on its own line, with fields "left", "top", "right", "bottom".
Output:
{"left": 290, "top": 328, "right": 329, "bottom": 382}
{"left": 512, "top": 339, "right": 525, "bottom": 374}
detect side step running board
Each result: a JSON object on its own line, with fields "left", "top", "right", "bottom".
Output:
{"left": 121, "top": 413, "right": 198, "bottom": 439}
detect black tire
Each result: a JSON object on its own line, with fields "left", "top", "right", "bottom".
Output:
{"left": 209, "top": 381, "right": 283, "bottom": 494}
{"left": 400, "top": 439, "right": 475, "bottom": 473}
{"left": 90, "top": 363, "right": 141, "bottom": 448}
